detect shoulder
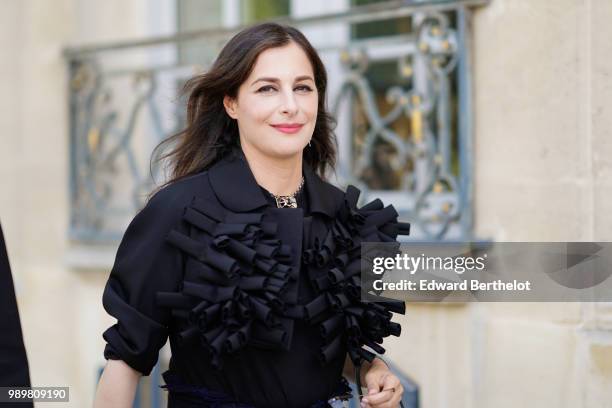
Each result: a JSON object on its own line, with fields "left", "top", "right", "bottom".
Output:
{"left": 323, "top": 182, "right": 346, "bottom": 212}
{"left": 320, "top": 178, "right": 345, "bottom": 198}
{"left": 148, "top": 171, "right": 210, "bottom": 204}
{"left": 303, "top": 166, "right": 348, "bottom": 217}
{"left": 134, "top": 171, "right": 213, "bottom": 230}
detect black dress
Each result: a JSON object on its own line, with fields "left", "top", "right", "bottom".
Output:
{"left": 0, "top": 223, "right": 33, "bottom": 408}
{"left": 101, "top": 148, "right": 410, "bottom": 408}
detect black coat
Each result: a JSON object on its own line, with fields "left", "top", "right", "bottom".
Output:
{"left": 102, "top": 147, "right": 410, "bottom": 407}
{"left": 0, "top": 223, "right": 33, "bottom": 408}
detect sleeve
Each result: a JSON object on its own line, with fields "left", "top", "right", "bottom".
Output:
{"left": 101, "top": 191, "right": 186, "bottom": 376}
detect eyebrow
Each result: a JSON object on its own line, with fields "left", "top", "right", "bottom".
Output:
{"left": 250, "top": 76, "right": 315, "bottom": 86}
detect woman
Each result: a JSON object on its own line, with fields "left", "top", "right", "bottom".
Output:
{"left": 94, "top": 23, "right": 410, "bottom": 408}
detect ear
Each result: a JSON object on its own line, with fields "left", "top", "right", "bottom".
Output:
{"left": 223, "top": 95, "right": 238, "bottom": 119}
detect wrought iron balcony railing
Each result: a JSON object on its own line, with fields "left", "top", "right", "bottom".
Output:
{"left": 64, "top": 0, "right": 487, "bottom": 243}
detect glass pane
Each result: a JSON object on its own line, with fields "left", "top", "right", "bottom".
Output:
{"left": 351, "top": 0, "right": 412, "bottom": 39}
{"left": 241, "top": 0, "right": 290, "bottom": 24}
{"left": 177, "top": 0, "right": 224, "bottom": 65}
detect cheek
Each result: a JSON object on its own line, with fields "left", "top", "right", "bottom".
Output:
{"left": 239, "top": 95, "right": 276, "bottom": 123}
{"left": 302, "top": 94, "right": 319, "bottom": 118}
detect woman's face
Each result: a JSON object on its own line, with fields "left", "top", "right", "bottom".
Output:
{"left": 223, "top": 41, "right": 319, "bottom": 160}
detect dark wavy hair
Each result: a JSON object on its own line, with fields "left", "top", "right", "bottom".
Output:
{"left": 153, "top": 22, "right": 337, "bottom": 190}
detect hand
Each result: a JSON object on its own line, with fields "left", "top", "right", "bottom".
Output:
{"left": 360, "top": 359, "right": 403, "bottom": 408}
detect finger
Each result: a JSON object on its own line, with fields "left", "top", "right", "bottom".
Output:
{"left": 365, "top": 383, "right": 403, "bottom": 408}
{"left": 360, "top": 399, "right": 373, "bottom": 408}
{"left": 360, "top": 386, "right": 377, "bottom": 408}
{"left": 366, "top": 377, "right": 382, "bottom": 395}
{"left": 368, "top": 372, "right": 391, "bottom": 396}
{"left": 371, "top": 395, "right": 400, "bottom": 408}
{"left": 386, "top": 384, "right": 404, "bottom": 408}
{"left": 382, "top": 374, "right": 401, "bottom": 390}
{"left": 361, "top": 389, "right": 394, "bottom": 406}
{"left": 378, "top": 372, "right": 390, "bottom": 388}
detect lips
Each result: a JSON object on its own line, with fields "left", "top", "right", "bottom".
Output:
{"left": 270, "top": 123, "right": 304, "bottom": 134}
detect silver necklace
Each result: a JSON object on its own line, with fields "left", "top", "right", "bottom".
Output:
{"left": 269, "top": 176, "right": 305, "bottom": 208}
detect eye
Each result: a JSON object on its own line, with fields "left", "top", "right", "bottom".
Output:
{"left": 256, "top": 85, "right": 276, "bottom": 93}
{"left": 295, "top": 85, "right": 313, "bottom": 92}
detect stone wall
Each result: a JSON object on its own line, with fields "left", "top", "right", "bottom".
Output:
{"left": 385, "top": 1, "right": 612, "bottom": 407}
{"left": 0, "top": 1, "right": 170, "bottom": 405}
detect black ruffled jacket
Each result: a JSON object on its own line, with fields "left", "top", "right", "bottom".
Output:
{"left": 102, "top": 148, "right": 410, "bottom": 407}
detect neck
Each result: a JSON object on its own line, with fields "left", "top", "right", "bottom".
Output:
{"left": 240, "top": 143, "right": 303, "bottom": 196}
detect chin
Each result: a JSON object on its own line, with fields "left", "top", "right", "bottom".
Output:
{"left": 262, "top": 142, "right": 306, "bottom": 159}
{"left": 261, "top": 136, "right": 307, "bottom": 157}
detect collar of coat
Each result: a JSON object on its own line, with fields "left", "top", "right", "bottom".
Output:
{"left": 207, "top": 147, "right": 341, "bottom": 217}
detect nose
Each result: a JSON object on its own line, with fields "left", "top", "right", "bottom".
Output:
{"left": 279, "top": 88, "right": 298, "bottom": 116}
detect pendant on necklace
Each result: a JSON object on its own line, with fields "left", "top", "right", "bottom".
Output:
{"left": 275, "top": 195, "right": 298, "bottom": 208}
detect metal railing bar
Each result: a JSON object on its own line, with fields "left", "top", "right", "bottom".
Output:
{"left": 62, "top": 0, "right": 489, "bottom": 59}
{"left": 85, "top": 33, "right": 420, "bottom": 78}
